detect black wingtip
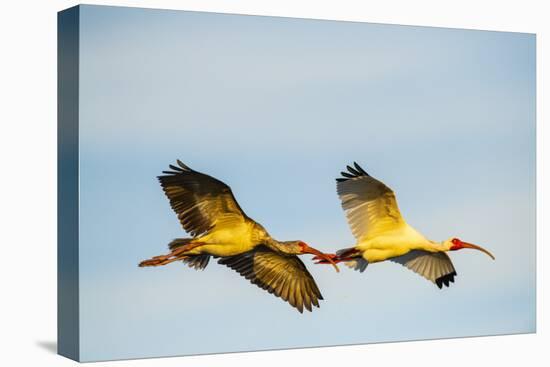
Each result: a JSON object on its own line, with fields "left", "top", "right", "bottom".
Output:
{"left": 176, "top": 159, "right": 191, "bottom": 171}
{"left": 336, "top": 161, "right": 370, "bottom": 182}
{"left": 435, "top": 271, "right": 457, "bottom": 289}
{"left": 353, "top": 162, "right": 369, "bottom": 176}
{"left": 158, "top": 160, "right": 193, "bottom": 176}
{"left": 346, "top": 165, "right": 361, "bottom": 176}
{"left": 168, "top": 164, "right": 184, "bottom": 172}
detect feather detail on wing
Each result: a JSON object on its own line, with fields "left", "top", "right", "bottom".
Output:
{"left": 218, "top": 246, "right": 324, "bottom": 313}
{"left": 158, "top": 160, "right": 249, "bottom": 237}
{"left": 390, "top": 250, "right": 457, "bottom": 288}
{"left": 336, "top": 162, "right": 405, "bottom": 240}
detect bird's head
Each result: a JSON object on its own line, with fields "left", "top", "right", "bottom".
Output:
{"left": 283, "top": 241, "right": 340, "bottom": 272}
{"left": 444, "top": 237, "right": 495, "bottom": 260}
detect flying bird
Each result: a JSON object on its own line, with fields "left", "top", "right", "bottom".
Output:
{"left": 315, "top": 162, "right": 494, "bottom": 288}
{"left": 139, "top": 160, "right": 339, "bottom": 312}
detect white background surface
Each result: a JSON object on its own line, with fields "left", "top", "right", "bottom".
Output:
{"left": 0, "top": 0, "right": 547, "bottom": 366}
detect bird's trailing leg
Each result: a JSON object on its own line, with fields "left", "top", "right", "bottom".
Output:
{"left": 313, "top": 254, "right": 358, "bottom": 264}
{"left": 312, "top": 253, "right": 339, "bottom": 264}
{"left": 139, "top": 255, "right": 190, "bottom": 267}
{"left": 312, "top": 247, "right": 361, "bottom": 264}
{"left": 138, "top": 241, "right": 205, "bottom": 267}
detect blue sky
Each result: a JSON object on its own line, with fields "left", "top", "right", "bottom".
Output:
{"left": 75, "top": 5, "right": 535, "bottom": 362}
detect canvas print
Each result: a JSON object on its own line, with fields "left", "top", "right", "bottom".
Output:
{"left": 58, "top": 5, "right": 536, "bottom": 362}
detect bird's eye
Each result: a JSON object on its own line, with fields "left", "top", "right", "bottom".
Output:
{"left": 451, "top": 238, "right": 460, "bottom": 245}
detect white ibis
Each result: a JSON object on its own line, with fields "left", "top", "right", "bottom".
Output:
{"left": 315, "top": 162, "right": 494, "bottom": 288}
{"left": 139, "top": 160, "right": 339, "bottom": 312}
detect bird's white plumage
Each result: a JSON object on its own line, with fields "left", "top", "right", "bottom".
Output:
{"left": 337, "top": 174, "right": 405, "bottom": 240}
{"left": 331, "top": 163, "right": 462, "bottom": 288}
{"left": 331, "top": 163, "right": 494, "bottom": 288}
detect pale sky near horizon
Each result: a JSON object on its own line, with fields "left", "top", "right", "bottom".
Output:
{"left": 73, "top": 5, "right": 534, "bottom": 362}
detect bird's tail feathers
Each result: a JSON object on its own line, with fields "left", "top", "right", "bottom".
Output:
{"left": 168, "top": 238, "right": 193, "bottom": 250}
{"left": 344, "top": 258, "right": 369, "bottom": 272}
{"left": 182, "top": 254, "right": 210, "bottom": 270}
{"left": 335, "top": 247, "right": 368, "bottom": 272}
{"left": 336, "top": 247, "right": 360, "bottom": 259}
{"left": 168, "top": 238, "right": 210, "bottom": 270}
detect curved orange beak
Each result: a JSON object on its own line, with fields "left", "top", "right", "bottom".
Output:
{"left": 302, "top": 245, "right": 340, "bottom": 272}
{"left": 460, "top": 242, "right": 495, "bottom": 260}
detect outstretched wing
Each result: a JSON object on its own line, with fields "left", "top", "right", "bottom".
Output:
{"left": 218, "top": 246, "right": 324, "bottom": 313}
{"left": 336, "top": 162, "right": 405, "bottom": 240}
{"left": 390, "top": 250, "right": 457, "bottom": 288}
{"left": 158, "top": 160, "right": 249, "bottom": 237}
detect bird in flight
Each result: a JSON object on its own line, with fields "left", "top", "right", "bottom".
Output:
{"left": 315, "top": 162, "right": 494, "bottom": 288}
{"left": 139, "top": 160, "right": 339, "bottom": 312}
